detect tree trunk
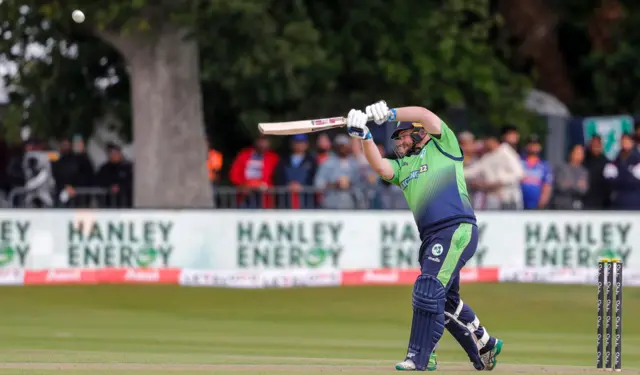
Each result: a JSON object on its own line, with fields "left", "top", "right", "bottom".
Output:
{"left": 97, "top": 26, "right": 212, "bottom": 208}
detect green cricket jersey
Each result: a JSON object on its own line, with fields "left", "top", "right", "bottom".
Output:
{"left": 383, "top": 121, "right": 476, "bottom": 239}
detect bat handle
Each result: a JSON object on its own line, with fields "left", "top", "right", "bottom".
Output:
{"left": 364, "top": 113, "right": 392, "bottom": 124}
{"left": 366, "top": 100, "right": 391, "bottom": 124}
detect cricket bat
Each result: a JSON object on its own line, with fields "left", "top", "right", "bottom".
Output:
{"left": 258, "top": 115, "right": 375, "bottom": 136}
{"left": 258, "top": 117, "right": 348, "bottom": 135}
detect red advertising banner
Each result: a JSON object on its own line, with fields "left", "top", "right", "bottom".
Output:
{"left": 23, "top": 268, "right": 181, "bottom": 285}
{"left": 341, "top": 267, "right": 500, "bottom": 286}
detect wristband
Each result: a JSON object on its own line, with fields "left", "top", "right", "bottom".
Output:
{"left": 388, "top": 108, "right": 397, "bottom": 121}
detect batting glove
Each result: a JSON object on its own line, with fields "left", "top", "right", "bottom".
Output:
{"left": 347, "top": 109, "right": 372, "bottom": 140}
{"left": 365, "top": 100, "right": 394, "bottom": 125}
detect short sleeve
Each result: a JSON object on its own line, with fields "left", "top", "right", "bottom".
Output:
{"left": 382, "top": 158, "right": 401, "bottom": 186}
{"left": 431, "top": 121, "right": 462, "bottom": 159}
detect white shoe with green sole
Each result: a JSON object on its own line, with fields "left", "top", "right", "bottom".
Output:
{"left": 395, "top": 352, "right": 438, "bottom": 371}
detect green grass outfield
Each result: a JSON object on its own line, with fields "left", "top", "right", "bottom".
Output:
{"left": 0, "top": 283, "right": 638, "bottom": 375}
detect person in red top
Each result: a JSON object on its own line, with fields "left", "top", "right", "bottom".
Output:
{"left": 229, "top": 135, "right": 279, "bottom": 208}
{"left": 207, "top": 147, "right": 223, "bottom": 184}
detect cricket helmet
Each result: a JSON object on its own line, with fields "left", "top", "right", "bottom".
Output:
{"left": 391, "top": 121, "right": 427, "bottom": 157}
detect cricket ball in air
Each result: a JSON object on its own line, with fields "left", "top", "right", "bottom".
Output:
{"left": 72, "top": 10, "right": 85, "bottom": 23}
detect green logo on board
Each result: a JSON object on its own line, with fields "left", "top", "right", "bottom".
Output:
{"left": 0, "top": 221, "right": 30, "bottom": 267}
{"left": 0, "top": 243, "right": 15, "bottom": 266}
{"left": 67, "top": 220, "right": 174, "bottom": 268}
{"left": 583, "top": 116, "right": 633, "bottom": 160}
{"left": 236, "top": 221, "right": 344, "bottom": 268}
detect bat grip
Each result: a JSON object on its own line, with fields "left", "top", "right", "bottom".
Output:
{"left": 364, "top": 112, "right": 392, "bottom": 125}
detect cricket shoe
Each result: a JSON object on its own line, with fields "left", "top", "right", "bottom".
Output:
{"left": 395, "top": 352, "right": 438, "bottom": 371}
{"left": 395, "top": 359, "right": 416, "bottom": 371}
{"left": 479, "top": 339, "right": 503, "bottom": 371}
{"left": 427, "top": 351, "right": 438, "bottom": 371}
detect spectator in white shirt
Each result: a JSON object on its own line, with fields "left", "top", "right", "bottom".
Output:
{"left": 464, "top": 135, "right": 524, "bottom": 210}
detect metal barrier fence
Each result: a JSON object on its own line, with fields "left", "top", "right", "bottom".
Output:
{"left": 213, "top": 186, "right": 408, "bottom": 210}
{"left": 5, "top": 185, "right": 409, "bottom": 210}
{"left": 7, "top": 187, "right": 132, "bottom": 209}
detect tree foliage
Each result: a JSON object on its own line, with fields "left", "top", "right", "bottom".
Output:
{"left": 1, "top": 0, "right": 213, "bottom": 208}
{"left": 198, "top": 0, "right": 536, "bottom": 145}
{"left": 0, "top": 0, "right": 536, "bottom": 145}
{"left": 0, "top": 1, "right": 129, "bottom": 142}
{"left": 577, "top": 0, "right": 640, "bottom": 115}
{"left": 552, "top": 0, "right": 640, "bottom": 116}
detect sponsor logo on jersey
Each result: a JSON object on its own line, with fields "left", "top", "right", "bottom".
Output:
{"left": 400, "top": 164, "right": 429, "bottom": 189}
{"left": 427, "top": 243, "right": 444, "bottom": 263}
{"left": 431, "top": 243, "right": 443, "bottom": 256}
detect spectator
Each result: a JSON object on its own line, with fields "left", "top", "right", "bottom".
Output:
{"left": 53, "top": 137, "right": 95, "bottom": 207}
{"left": 21, "top": 139, "right": 55, "bottom": 208}
{"left": 583, "top": 135, "right": 610, "bottom": 209}
{"left": 351, "top": 138, "right": 381, "bottom": 208}
{"left": 521, "top": 135, "right": 553, "bottom": 209}
{"left": 501, "top": 125, "right": 521, "bottom": 152}
{"left": 72, "top": 136, "right": 96, "bottom": 188}
{"left": 314, "top": 134, "right": 361, "bottom": 209}
{"left": 465, "top": 135, "right": 524, "bottom": 210}
{"left": 96, "top": 143, "right": 133, "bottom": 208}
{"left": 551, "top": 144, "right": 589, "bottom": 210}
{"left": 274, "top": 134, "right": 317, "bottom": 209}
{"left": 315, "top": 133, "right": 332, "bottom": 166}
{"left": 458, "top": 131, "right": 484, "bottom": 209}
{"left": 604, "top": 133, "right": 640, "bottom": 210}
{"left": 635, "top": 122, "right": 640, "bottom": 152}
{"left": 474, "top": 138, "right": 486, "bottom": 158}
{"left": 351, "top": 137, "right": 367, "bottom": 174}
{"left": 459, "top": 132, "right": 478, "bottom": 167}
{"left": 351, "top": 137, "right": 367, "bottom": 166}
{"left": 6, "top": 141, "right": 29, "bottom": 197}
{"left": 207, "top": 142, "right": 223, "bottom": 185}
{"left": 229, "top": 135, "right": 279, "bottom": 208}
{"left": 207, "top": 141, "right": 224, "bottom": 208}
{"left": 377, "top": 144, "right": 409, "bottom": 210}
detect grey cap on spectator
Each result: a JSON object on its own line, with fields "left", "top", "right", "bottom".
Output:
{"left": 458, "top": 131, "right": 475, "bottom": 142}
{"left": 334, "top": 134, "right": 350, "bottom": 146}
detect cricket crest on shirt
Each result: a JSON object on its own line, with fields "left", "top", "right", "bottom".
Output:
{"left": 400, "top": 164, "right": 428, "bottom": 190}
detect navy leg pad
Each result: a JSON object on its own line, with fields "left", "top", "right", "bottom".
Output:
{"left": 406, "top": 275, "right": 446, "bottom": 370}
{"left": 445, "top": 311, "right": 484, "bottom": 370}
{"left": 412, "top": 274, "right": 446, "bottom": 314}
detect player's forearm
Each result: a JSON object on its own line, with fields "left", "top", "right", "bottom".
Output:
{"left": 361, "top": 139, "right": 394, "bottom": 180}
{"left": 393, "top": 107, "right": 442, "bottom": 135}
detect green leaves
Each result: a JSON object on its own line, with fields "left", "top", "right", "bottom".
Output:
{"left": 0, "top": 0, "right": 534, "bottom": 145}
{"left": 552, "top": 0, "right": 640, "bottom": 115}
{"left": 346, "top": 0, "right": 533, "bottom": 130}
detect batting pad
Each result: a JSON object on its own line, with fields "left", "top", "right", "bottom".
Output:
{"left": 405, "top": 275, "right": 446, "bottom": 371}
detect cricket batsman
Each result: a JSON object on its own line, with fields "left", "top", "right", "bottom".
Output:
{"left": 345, "top": 101, "right": 503, "bottom": 371}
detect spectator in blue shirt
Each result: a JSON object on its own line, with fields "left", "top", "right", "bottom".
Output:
{"left": 521, "top": 135, "right": 553, "bottom": 209}
{"left": 274, "top": 134, "right": 317, "bottom": 208}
